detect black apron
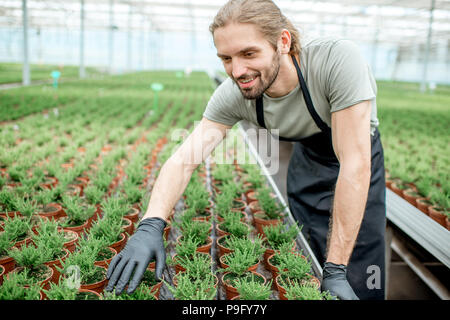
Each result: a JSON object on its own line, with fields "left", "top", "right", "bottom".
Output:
{"left": 255, "top": 55, "right": 386, "bottom": 300}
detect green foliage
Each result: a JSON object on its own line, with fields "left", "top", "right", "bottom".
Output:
{"left": 174, "top": 235, "right": 200, "bottom": 259}
{"left": 219, "top": 247, "right": 262, "bottom": 276}
{"left": 1, "top": 215, "right": 31, "bottom": 243}
{"left": 58, "top": 246, "right": 105, "bottom": 285}
{"left": 13, "top": 197, "right": 38, "bottom": 218}
{"left": 184, "top": 182, "right": 210, "bottom": 214}
{"left": 32, "top": 219, "right": 67, "bottom": 261}
{"left": 43, "top": 281, "right": 79, "bottom": 300}
{"left": 177, "top": 217, "right": 210, "bottom": 246}
{"left": 0, "top": 232, "right": 14, "bottom": 257}
{"left": 61, "top": 195, "right": 95, "bottom": 225}
{"left": 256, "top": 187, "right": 285, "bottom": 219}
{"left": 0, "top": 271, "right": 41, "bottom": 300}
{"left": 83, "top": 185, "right": 105, "bottom": 205}
{"left": 276, "top": 251, "right": 312, "bottom": 281}
{"left": 0, "top": 188, "right": 17, "bottom": 211}
{"left": 219, "top": 212, "right": 249, "bottom": 238}
{"left": 165, "top": 272, "right": 216, "bottom": 300}
{"left": 122, "top": 180, "right": 146, "bottom": 205}
{"left": 263, "top": 222, "right": 301, "bottom": 250}
{"left": 8, "top": 243, "right": 49, "bottom": 270}
{"left": 88, "top": 215, "right": 123, "bottom": 246}
{"left": 174, "top": 252, "right": 212, "bottom": 277}
{"left": 234, "top": 277, "right": 272, "bottom": 300}
{"left": 101, "top": 283, "right": 156, "bottom": 300}
{"left": 283, "top": 281, "right": 334, "bottom": 300}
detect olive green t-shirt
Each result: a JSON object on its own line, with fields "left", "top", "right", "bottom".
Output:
{"left": 203, "top": 37, "right": 379, "bottom": 139}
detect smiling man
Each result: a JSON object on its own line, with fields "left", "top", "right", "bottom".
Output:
{"left": 106, "top": 0, "right": 386, "bottom": 300}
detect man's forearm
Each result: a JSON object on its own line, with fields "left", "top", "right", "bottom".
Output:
{"left": 141, "top": 157, "right": 197, "bottom": 222}
{"left": 326, "top": 164, "right": 371, "bottom": 265}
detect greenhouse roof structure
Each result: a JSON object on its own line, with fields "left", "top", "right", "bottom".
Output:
{"left": 1, "top": 0, "right": 449, "bottom": 47}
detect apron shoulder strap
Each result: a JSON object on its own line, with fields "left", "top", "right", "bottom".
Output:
{"left": 255, "top": 96, "right": 267, "bottom": 129}
{"left": 291, "top": 55, "right": 330, "bottom": 133}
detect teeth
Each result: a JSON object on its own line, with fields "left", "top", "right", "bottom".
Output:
{"left": 240, "top": 78, "right": 254, "bottom": 83}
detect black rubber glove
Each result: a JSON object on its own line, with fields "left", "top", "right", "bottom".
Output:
{"left": 321, "top": 262, "right": 359, "bottom": 300}
{"left": 105, "top": 217, "right": 166, "bottom": 295}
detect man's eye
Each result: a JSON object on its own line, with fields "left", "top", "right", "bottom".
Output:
{"left": 244, "top": 52, "right": 254, "bottom": 57}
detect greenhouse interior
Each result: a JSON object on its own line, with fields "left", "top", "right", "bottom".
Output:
{"left": 0, "top": 0, "right": 449, "bottom": 303}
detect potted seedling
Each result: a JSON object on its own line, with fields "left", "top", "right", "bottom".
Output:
{"left": 219, "top": 254, "right": 266, "bottom": 300}
{"left": 122, "top": 179, "right": 146, "bottom": 210}
{"left": 59, "top": 195, "right": 95, "bottom": 236}
{"left": 101, "top": 282, "right": 157, "bottom": 300}
{"left": 165, "top": 271, "right": 217, "bottom": 300}
{"left": 34, "top": 188, "right": 63, "bottom": 220}
{"left": 215, "top": 211, "right": 250, "bottom": 238}
{"left": 57, "top": 245, "right": 108, "bottom": 294}
{"left": 253, "top": 187, "right": 285, "bottom": 235}
{"left": 283, "top": 281, "right": 334, "bottom": 300}
{"left": 0, "top": 232, "right": 15, "bottom": 273}
{"left": 211, "top": 164, "right": 235, "bottom": 192}
{"left": 88, "top": 215, "right": 127, "bottom": 253}
{"left": 44, "top": 281, "right": 101, "bottom": 300}
{"left": 274, "top": 249, "right": 319, "bottom": 300}
{"left": 216, "top": 233, "right": 263, "bottom": 258}
{"left": 234, "top": 277, "right": 273, "bottom": 300}
{"left": 31, "top": 219, "right": 70, "bottom": 283}
{"left": 172, "top": 239, "right": 213, "bottom": 277}
{"left": 184, "top": 183, "right": 212, "bottom": 221}
{"left": 219, "top": 246, "right": 263, "bottom": 272}
{"left": 83, "top": 184, "right": 106, "bottom": 222}
{"left": 0, "top": 188, "right": 20, "bottom": 218}
{"left": 0, "top": 270, "right": 42, "bottom": 300}
{"left": 176, "top": 218, "right": 212, "bottom": 254}
{"left": 1, "top": 215, "right": 32, "bottom": 248}
{"left": 172, "top": 235, "right": 203, "bottom": 273}
{"left": 74, "top": 237, "right": 117, "bottom": 269}
{"left": 262, "top": 222, "right": 301, "bottom": 267}
{"left": 7, "top": 243, "right": 54, "bottom": 290}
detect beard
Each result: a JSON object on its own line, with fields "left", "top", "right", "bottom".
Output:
{"left": 233, "top": 50, "right": 281, "bottom": 100}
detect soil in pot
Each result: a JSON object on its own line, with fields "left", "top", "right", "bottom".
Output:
{"left": 59, "top": 217, "right": 90, "bottom": 237}
{"left": 94, "top": 247, "right": 117, "bottom": 268}
{"left": 37, "top": 203, "right": 63, "bottom": 220}
{"left": 63, "top": 229, "right": 79, "bottom": 253}
{"left": 13, "top": 265, "right": 54, "bottom": 290}
{"left": 79, "top": 266, "right": 108, "bottom": 294}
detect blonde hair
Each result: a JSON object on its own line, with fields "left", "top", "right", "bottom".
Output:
{"left": 209, "top": 0, "right": 301, "bottom": 56}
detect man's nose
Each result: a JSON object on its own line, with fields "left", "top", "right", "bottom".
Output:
{"left": 231, "top": 58, "right": 247, "bottom": 80}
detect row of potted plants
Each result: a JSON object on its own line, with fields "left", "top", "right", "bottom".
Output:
{"left": 386, "top": 171, "right": 449, "bottom": 230}
{"left": 1, "top": 71, "right": 214, "bottom": 299}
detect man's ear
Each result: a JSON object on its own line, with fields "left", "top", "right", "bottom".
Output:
{"left": 277, "top": 29, "right": 292, "bottom": 54}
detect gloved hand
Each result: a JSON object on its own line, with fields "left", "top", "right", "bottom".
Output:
{"left": 321, "top": 261, "right": 359, "bottom": 300}
{"left": 105, "top": 217, "right": 167, "bottom": 295}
